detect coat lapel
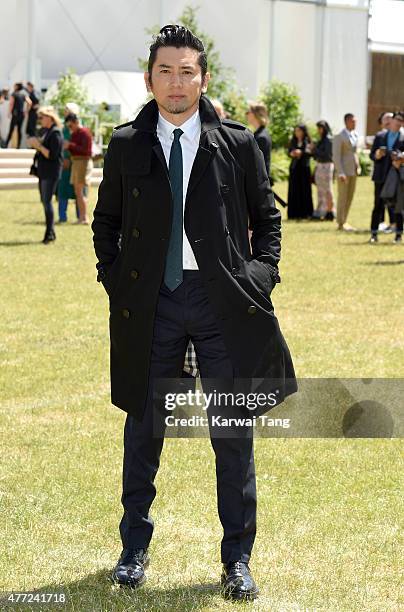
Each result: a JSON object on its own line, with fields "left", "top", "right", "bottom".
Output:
{"left": 130, "top": 96, "right": 221, "bottom": 193}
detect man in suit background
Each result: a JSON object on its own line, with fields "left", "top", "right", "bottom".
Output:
{"left": 369, "top": 112, "right": 403, "bottom": 243}
{"left": 92, "top": 25, "right": 296, "bottom": 602}
{"left": 332, "top": 113, "right": 360, "bottom": 231}
{"left": 369, "top": 112, "right": 394, "bottom": 234}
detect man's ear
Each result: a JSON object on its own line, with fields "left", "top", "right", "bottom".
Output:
{"left": 144, "top": 72, "right": 152, "bottom": 93}
{"left": 201, "top": 72, "right": 211, "bottom": 94}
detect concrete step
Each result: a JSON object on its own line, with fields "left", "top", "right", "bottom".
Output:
{"left": 0, "top": 148, "right": 35, "bottom": 158}
{"left": 0, "top": 169, "right": 34, "bottom": 178}
{"left": 0, "top": 177, "right": 38, "bottom": 189}
{"left": 0, "top": 176, "right": 102, "bottom": 190}
{"left": 0, "top": 158, "right": 33, "bottom": 168}
{"left": 0, "top": 167, "right": 103, "bottom": 178}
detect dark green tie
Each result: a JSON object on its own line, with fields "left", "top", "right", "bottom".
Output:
{"left": 164, "top": 128, "right": 184, "bottom": 291}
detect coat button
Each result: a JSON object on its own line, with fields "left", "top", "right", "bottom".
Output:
{"left": 122, "top": 309, "right": 130, "bottom": 319}
{"left": 132, "top": 187, "right": 140, "bottom": 198}
{"left": 132, "top": 227, "right": 140, "bottom": 238}
{"left": 224, "top": 226, "right": 229, "bottom": 237}
{"left": 221, "top": 184, "right": 230, "bottom": 193}
{"left": 130, "top": 270, "right": 139, "bottom": 280}
{"left": 231, "top": 267, "right": 239, "bottom": 276}
{"left": 247, "top": 305, "right": 257, "bottom": 315}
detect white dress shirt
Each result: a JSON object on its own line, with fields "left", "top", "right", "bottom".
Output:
{"left": 343, "top": 128, "right": 358, "bottom": 148}
{"left": 156, "top": 110, "right": 201, "bottom": 270}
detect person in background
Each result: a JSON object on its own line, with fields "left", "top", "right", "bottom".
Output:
{"left": 379, "top": 112, "right": 404, "bottom": 244}
{"left": 57, "top": 102, "right": 80, "bottom": 223}
{"left": 25, "top": 82, "right": 40, "bottom": 137}
{"left": 312, "top": 120, "right": 335, "bottom": 221}
{"left": 209, "top": 98, "right": 226, "bottom": 119}
{"left": 287, "top": 124, "right": 313, "bottom": 220}
{"left": 370, "top": 111, "right": 395, "bottom": 235}
{"left": 64, "top": 113, "right": 93, "bottom": 224}
{"left": 0, "top": 89, "right": 11, "bottom": 148}
{"left": 5, "top": 82, "right": 32, "bottom": 148}
{"left": 332, "top": 113, "right": 360, "bottom": 231}
{"left": 27, "top": 106, "right": 63, "bottom": 244}
{"left": 378, "top": 111, "right": 393, "bottom": 132}
{"left": 246, "top": 102, "right": 272, "bottom": 178}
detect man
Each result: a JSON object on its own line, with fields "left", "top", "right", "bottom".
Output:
{"left": 378, "top": 111, "right": 393, "bottom": 132}
{"left": 369, "top": 112, "right": 403, "bottom": 243}
{"left": 92, "top": 25, "right": 296, "bottom": 602}
{"left": 25, "top": 82, "right": 40, "bottom": 137}
{"left": 64, "top": 113, "right": 93, "bottom": 224}
{"left": 5, "top": 82, "right": 31, "bottom": 149}
{"left": 332, "top": 113, "right": 360, "bottom": 231}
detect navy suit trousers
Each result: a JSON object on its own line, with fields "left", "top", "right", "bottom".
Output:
{"left": 119, "top": 271, "right": 257, "bottom": 563}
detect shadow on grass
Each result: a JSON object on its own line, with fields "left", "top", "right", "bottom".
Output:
{"left": 14, "top": 221, "right": 44, "bottom": 225}
{"left": 362, "top": 259, "right": 404, "bottom": 266}
{"left": 340, "top": 241, "right": 399, "bottom": 246}
{"left": 0, "top": 240, "right": 40, "bottom": 246}
{"left": 31, "top": 570, "right": 222, "bottom": 612}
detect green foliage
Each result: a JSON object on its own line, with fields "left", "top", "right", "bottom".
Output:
{"left": 46, "top": 68, "right": 90, "bottom": 116}
{"left": 358, "top": 149, "right": 372, "bottom": 177}
{"left": 221, "top": 88, "right": 249, "bottom": 124}
{"left": 259, "top": 80, "right": 302, "bottom": 149}
{"left": 271, "top": 149, "right": 290, "bottom": 183}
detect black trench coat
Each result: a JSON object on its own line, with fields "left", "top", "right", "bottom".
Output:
{"left": 92, "top": 96, "right": 297, "bottom": 419}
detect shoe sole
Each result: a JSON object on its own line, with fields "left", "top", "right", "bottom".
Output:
{"left": 221, "top": 587, "right": 259, "bottom": 601}
{"left": 220, "top": 576, "right": 259, "bottom": 601}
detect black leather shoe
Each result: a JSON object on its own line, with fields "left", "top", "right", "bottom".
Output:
{"left": 42, "top": 230, "right": 56, "bottom": 244}
{"left": 221, "top": 561, "right": 259, "bottom": 601}
{"left": 111, "top": 548, "right": 150, "bottom": 588}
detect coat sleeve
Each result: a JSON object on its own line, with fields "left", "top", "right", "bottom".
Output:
{"left": 47, "top": 130, "right": 62, "bottom": 161}
{"left": 243, "top": 131, "right": 281, "bottom": 275}
{"left": 370, "top": 133, "right": 381, "bottom": 162}
{"left": 332, "top": 134, "right": 344, "bottom": 175}
{"left": 91, "top": 132, "right": 123, "bottom": 278}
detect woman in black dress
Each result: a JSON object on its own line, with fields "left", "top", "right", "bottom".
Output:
{"left": 287, "top": 124, "right": 313, "bottom": 219}
{"left": 28, "top": 107, "right": 63, "bottom": 244}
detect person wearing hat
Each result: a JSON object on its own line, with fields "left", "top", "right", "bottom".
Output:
{"left": 28, "top": 107, "right": 63, "bottom": 243}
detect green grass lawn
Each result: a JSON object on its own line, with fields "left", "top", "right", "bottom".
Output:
{"left": 0, "top": 178, "right": 403, "bottom": 611}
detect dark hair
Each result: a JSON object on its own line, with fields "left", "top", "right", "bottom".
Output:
{"left": 148, "top": 24, "right": 207, "bottom": 79}
{"left": 289, "top": 124, "right": 311, "bottom": 150}
{"left": 65, "top": 113, "right": 79, "bottom": 123}
{"left": 344, "top": 113, "right": 355, "bottom": 123}
{"left": 393, "top": 112, "right": 404, "bottom": 121}
{"left": 15, "top": 82, "right": 23, "bottom": 91}
{"left": 316, "top": 120, "right": 332, "bottom": 137}
{"left": 294, "top": 124, "right": 311, "bottom": 141}
{"left": 27, "top": 81, "right": 34, "bottom": 88}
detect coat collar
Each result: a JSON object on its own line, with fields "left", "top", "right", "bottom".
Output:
{"left": 132, "top": 95, "right": 221, "bottom": 134}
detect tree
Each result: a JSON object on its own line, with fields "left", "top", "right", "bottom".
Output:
{"left": 46, "top": 68, "right": 90, "bottom": 116}
{"left": 259, "top": 80, "right": 302, "bottom": 149}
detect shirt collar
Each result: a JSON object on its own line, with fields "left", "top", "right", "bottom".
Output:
{"left": 157, "top": 109, "right": 201, "bottom": 143}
